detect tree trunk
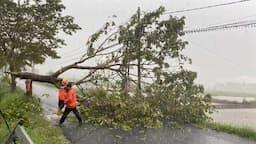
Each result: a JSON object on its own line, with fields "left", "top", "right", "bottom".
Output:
{"left": 25, "top": 79, "right": 33, "bottom": 97}
{"left": 10, "top": 74, "right": 16, "bottom": 92}
{"left": 29, "top": 80, "right": 32, "bottom": 96}
{"left": 5, "top": 71, "right": 62, "bottom": 88}
{"left": 9, "top": 65, "right": 17, "bottom": 92}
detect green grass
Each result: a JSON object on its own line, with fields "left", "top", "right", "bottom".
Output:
{"left": 206, "top": 90, "right": 256, "bottom": 97}
{"left": 198, "top": 122, "right": 256, "bottom": 141}
{"left": 0, "top": 82, "right": 69, "bottom": 144}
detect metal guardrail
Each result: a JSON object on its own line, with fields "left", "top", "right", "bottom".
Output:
{"left": 0, "top": 110, "right": 33, "bottom": 144}
{"left": 0, "top": 110, "right": 16, "bottom": 144}
{"left": 0, "top": 110, "right": 11, "bottom": 133}
{"left": 5, "top": 119, "right": 34, "bottom": 144}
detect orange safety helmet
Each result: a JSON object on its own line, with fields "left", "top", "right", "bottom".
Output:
{"left": 61, "top": 79, "right": 68, "bottom": 86}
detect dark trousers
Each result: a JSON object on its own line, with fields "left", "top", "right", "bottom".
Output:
{"left": 59, "top": 107, "right": 82, "bottom": 124}
{"left": 58, "top": 100, "right": 64, "bottom": 110}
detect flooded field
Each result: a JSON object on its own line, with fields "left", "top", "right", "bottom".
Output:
{"left": 212, "top": 109, "right": 256, "bottom": 129}
{"left": 212, "top": 95, "right": 256, "bottom": 129}
{"left": 213, "top": 96, "right": 256, "bottom": 103}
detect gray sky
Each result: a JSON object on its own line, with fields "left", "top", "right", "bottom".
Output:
{"left": 37, "top": 0, "right": 256, "bottom": 88}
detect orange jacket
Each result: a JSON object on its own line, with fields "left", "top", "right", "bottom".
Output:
{"left": 64, "top": 88, "right": 77, "bottom": 108}
{"left": 58, "top": 87, "right": 66, "bottom": 100}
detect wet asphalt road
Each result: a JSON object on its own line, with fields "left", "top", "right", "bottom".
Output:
{"left": 61, "top": 122, "right": 256, "bottom": 144}
{"left": 18, "top": 81, "right": 256, "bottom": 144}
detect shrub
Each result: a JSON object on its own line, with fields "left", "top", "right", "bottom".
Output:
{"left": 0, "top": 82, "right": 41, "bottom": 127}
{"left": 80, "top": 89, "right": 163, "bottom": 131}
{"left": 147, "top": 70, "right": 213, "bottom": 124}
{"left": 79, "top": 70, "right": 213, "bottom": 130}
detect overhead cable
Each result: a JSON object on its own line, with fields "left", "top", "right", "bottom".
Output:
{"left": 164, "top": 0, "right": 252, "bottom": 14}
{"left": 184, "top": 21, "right": 256, "bottom": 34}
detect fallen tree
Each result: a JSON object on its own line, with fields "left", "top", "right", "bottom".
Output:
{"left": 5, "top": 6, "right": 213, "bottom": 130}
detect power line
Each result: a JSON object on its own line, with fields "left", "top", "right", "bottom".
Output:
{"left": 54, "top": 21, "right": 256, "bottom": 65}
{"left": 164, "top": 0, "right": 252, "bottom": 14}
{"left": 208, "top": 13, "right": 256, "bottom": 26}
{"left": 207, "top": 19, "right": 256, "bottom": 29}
{"left": 184, "top": 21, "right": 256, "bottom": 34}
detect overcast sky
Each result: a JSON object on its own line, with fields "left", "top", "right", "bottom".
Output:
{"left": 37, "top": 0, "right": 256, "bottom": 88}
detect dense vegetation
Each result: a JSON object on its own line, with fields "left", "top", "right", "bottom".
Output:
{"left": 74, "top": 6, "right": 213, "bottom": 130}
{"left": 1, "top": 1, "right": 213, "bottom": 132}
{"left": 79, "top": 70, "right": 212, "bottom": 130}
{"left": 0, "top": 80, "right": 69, "bottom": 144}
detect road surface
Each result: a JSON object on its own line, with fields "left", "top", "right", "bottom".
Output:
{"left": 18, "top": 81, "right": 256, "bottom": 144}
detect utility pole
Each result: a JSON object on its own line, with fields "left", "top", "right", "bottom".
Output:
{"left": 124, "top": 43, "right": 130, "bottom": 94}
{"left": 137, "top": 7, "right": 142, "bottom": 90}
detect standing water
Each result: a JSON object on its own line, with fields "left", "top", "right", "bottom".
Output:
{"left": 213, "top": 96, "right": 256, "bottom": 129}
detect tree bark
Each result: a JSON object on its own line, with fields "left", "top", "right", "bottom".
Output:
{"left": 5, "top": 72, "right": 62, "bottom": 88}
{"left": 9, "top": 65, "right": 16, "bottom": 92}
{"left": 10, "top": 74, "right": 16, "bottom": 92}
{"left": 29, "top": 80, "right": 32, "bottom": 96}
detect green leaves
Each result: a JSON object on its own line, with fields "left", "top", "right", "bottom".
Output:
{"left": 147, "top": 70, "right": 213, "bottom": 124}
{"left": 113, "top": 6, "right": 190, "bottom": 86}
{"left": 79, "top": 88, "right": 163, "bottom": 130}
{"left": 0, "top": 82, "right": 41, "bottom": 127}
{"left": 79, "top": 73, "right": 212, "bottom": 130}
{"left": 77, "top": 6, "right": 212, "bottom": 129}
{"left": 0, "top": 0, "right": 80, "bottom": 70}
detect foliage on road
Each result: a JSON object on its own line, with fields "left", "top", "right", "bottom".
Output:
{"left": 80, "top": 70, "right": 212, "bottom": 130}
{"left": 80, "top": 89, "right": 163, "bottom": 131}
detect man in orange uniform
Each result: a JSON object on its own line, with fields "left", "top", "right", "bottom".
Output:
{"left": 59, "top": 83, "right": 82, "bottom": 125}
{"left": 57, "top": 79, "right": 68, "bottom": 116}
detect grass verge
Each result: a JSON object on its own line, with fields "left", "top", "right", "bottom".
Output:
{"left": 198, "top": 121, "right": 256, "bottom": 141}
{"left": 0, "top": 81, "right": 69, "bottom": 144}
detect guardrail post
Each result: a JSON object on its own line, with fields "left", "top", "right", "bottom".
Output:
{"left": 5, "top": 119, "right": 34, "bottom": 144}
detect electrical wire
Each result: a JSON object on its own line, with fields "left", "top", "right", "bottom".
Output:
{"left": 206, "top": 19, "right": 256, "bottom": 29}
{"left": 164, "top": 0, "right": 252, "bottom": 14}
{"left": 208, "top": 13, "right": 256, "bottom": 26}
{"left": 184, "top": 20, "right": 256, "bottom": 34}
